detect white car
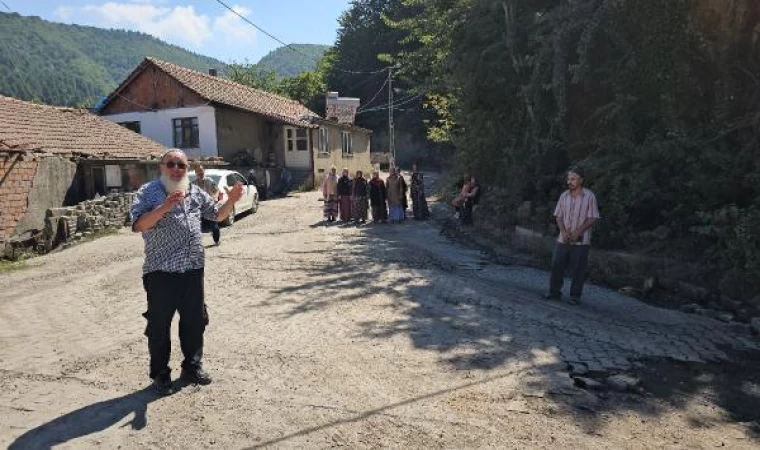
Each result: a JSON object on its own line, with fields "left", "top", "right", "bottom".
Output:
{"left": 188, "top": 169, "right": 259, "bottom": 226}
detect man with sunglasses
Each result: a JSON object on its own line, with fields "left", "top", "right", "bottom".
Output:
{"left": 131, "top": 149, "right": 243, "bottom": 394}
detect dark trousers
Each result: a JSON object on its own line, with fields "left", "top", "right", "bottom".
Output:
{"left": 458, "top": 200, "right": 474, "bottom": 225}
{"left": 549, "top": 243, "right": 590, "bottom": 298}
{"left": 142, "top": 269, "right": 206, "bottom": 379}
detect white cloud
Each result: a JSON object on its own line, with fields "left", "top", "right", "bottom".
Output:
{"left": 54, "top": 6, "right": 75, "bottom": 21}
{"left": 54, "top": 1, "right": 255, "bottom": 50}
{"left": 213, "top": 5, "right": 255, "bottom": 41}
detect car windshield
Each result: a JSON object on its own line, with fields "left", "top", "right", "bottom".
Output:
{"left": 188, "top": 174, "right": 222, "bottom": 186}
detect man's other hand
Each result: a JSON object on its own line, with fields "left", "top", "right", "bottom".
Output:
{"left": 227, "top": 182, "right": 245, "bottom": 203}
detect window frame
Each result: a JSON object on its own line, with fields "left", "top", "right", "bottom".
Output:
{"left": 285, "top": 126, "right": 309, "bottom": 152}
{"left": 341, "top": 131, "right": 353, "bottom": 157}
{"left": 172, "top": 117, "right": 200, "bottom": 148}
{"left": 318, "top": 127, "right": 330, "bottom": 154}
{"left": 118, "top": 121, "right": 141, "bottom": 134}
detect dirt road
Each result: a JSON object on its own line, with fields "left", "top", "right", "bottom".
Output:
{"left": 1, "top": 189, "right": 759, "bottom": 449}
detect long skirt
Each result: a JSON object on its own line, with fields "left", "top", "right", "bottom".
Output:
{"left": 371, "top": 203, "right": 388, "bottom": 222}
{"left": 323, "top": 196, "right": 338, "bottom": 219}
{"left": 411, "top": 186, "right": 429, "bottom": 220}
{"left": 339, "top": 196, "right": 352, "bottom": 221}
{"left": 352, "top": 196, "right": 368, "bottom": 221}
{"left": 389, "top": 205, "right": 405, "bottom": 223}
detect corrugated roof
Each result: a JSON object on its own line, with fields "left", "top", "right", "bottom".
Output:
{"left": 0, "top": 96, "right": 167, "bottom": 158}
{"left": 131, "top": 58, "right": 320, "bottom": 127}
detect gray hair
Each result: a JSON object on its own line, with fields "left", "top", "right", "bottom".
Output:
{"left": 160, "top": 148, "right": 187, "bottom": 163}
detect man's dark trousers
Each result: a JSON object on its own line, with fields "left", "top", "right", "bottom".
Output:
{"left": 549, "top": 243, "right": 590, "bottom": 298}
{"left": 142, "top": 269, "right": 206, "bottom": 379}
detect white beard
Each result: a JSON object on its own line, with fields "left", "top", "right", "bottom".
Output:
{"left": 161, "top": 173, "right": 190, "bottom": 194}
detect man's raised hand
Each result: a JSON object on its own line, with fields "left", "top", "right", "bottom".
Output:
{"left": 162, "top": 190, "right": 184, "bottom": 210}
{"left": 227, "top": 182, "right": 245, "bottom": 203}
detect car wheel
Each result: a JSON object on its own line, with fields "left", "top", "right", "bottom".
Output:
{"left": 251, "top": 194, "right": 259, "bottom": 214}
{"left": 223, "top": 206, "right": 236, "bottom": 226}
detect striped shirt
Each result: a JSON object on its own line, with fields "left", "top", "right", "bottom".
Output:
{"left": 553, "top": 188, "right": 600, "bottom": 245}
{"left": 130, "top": 180, "right": 219, "bottom": 274}
{"left": 192, "top": 177, "right": 219, "bottom": 197}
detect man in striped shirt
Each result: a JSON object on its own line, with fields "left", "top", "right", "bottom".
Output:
{"left": 544, "top": 166, "right": 600, "bottom": 305}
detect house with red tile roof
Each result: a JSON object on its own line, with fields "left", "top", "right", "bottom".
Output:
{"left": 0, "top": 95, "right": 169, "bottom": 242}
{"left": 97, "top": 58, "right": 372, "bottom": 190}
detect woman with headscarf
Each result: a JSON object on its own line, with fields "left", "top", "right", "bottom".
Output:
{"left": 369, "top": 171, "right": 388, "bottom": 223}
{"left": 351, "top": 170, "right": 369, "bottom": 223}
{"left": 321, "top": 167, "right": 339, "bottom": 222}
{"left": 386, "top": 167, "right": 406, "bottom": 223}
{"left": 410, "top": 163, "right": 430, "bottom": 220}
{"left": 337, "top": 168, "right": 353, "bottom": 222}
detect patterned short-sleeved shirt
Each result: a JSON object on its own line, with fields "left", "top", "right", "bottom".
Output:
{"left": 130, "top": 180, "right": 219, "bottom": 274}
{"left": 553, "top": 188, "right": 600, "bottom": 245}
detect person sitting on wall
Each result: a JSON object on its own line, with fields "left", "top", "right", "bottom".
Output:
{"left": 452, "top": 172, "right": 480, "bottom": 225}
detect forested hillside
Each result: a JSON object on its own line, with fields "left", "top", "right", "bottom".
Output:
{"left": 256, "top": 44, "right": 329, "bottom": 77}
{"left": 0, "top": 12, "right": 225, "bottom": 106}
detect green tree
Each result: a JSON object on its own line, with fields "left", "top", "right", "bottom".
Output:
{"left": 392, "top": 0, "right": 760, "bottom": 294}
{"left": 228, "top": 63, "right": 282, "bottom": 94}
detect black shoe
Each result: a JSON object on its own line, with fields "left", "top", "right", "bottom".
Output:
{"left": 543, "top": 293, "right": 561, "bottom": 301}
{"left": 180, "top": 367, "right": 212, "bottom": 385}
{"left": 152, "top": 373, "right": 174, "bottom": 395}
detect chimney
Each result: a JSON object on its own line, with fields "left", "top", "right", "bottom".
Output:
{"left": 208, "top": 68, "right": 218, "bottom": 77}
{"left": 325, "top": 91, "right": 360, "bottom": 124}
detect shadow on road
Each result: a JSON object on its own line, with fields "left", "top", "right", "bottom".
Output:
{"left": 269, "top": 219, "right": 760, "bottom": 438}
{"left": 8, "top": 386, "right": 163, "bottom": 450}
{"left": 244, "top": 371, "right": 520, "bottom": 449}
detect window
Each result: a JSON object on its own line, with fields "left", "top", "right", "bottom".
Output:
{"left": 318, "top": 128, "right": 329, "bottom": 154}
{"left": 91, "top": 166, "right": 106, "bottom": 196}
{"left": 173, "top": 117, "right": 199, "bottom": 148}
{"left": 118, "top": 121, "right": 141, "bottom": 133}
{"left": 341, "top": 131, "right": 353, "bottom": 156}
{"left": 285, "top": 127, "right": 309, "bottom": 151}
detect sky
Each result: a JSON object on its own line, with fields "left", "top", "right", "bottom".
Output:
{"left": 3, "top": 0, "right": 352, "bottom": 63}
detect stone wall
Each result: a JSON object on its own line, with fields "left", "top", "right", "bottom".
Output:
{"left": 0, "top": 152, "right": 40, "bottom": 242}
{"left": 43, "top": 193, "right": 135, "bottom": 251}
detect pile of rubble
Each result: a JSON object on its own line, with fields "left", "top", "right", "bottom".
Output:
{"left": 45, "top": 193, "right": 135, "bottom": 249}
{"left": 3, "top": 193, "right": 134, "bottom": 259}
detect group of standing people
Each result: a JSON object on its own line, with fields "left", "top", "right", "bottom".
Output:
{"left": 321, "top": 164, "right": 430, "bottom": 224}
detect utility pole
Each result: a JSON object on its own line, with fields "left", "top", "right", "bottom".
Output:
{"left": 388, "top": 66, "right": 395, "bottom": 168}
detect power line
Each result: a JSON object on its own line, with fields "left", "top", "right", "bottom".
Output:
{"left": 211, "top": 0, "right": 387, "bottom": 75}
{"left": 1, "top": 1, "right": 12, "bottom": 12}
{"left": 343, "top": 69, "right": 387, "bottom": 93}
{"left": 357, "top": 93, "right": 424, "bottom": 114}
{"left": 357, "top": 77, "right": 389, "bottom": 112}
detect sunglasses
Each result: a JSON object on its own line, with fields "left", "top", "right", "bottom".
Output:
{"left": 164, "top": 160, "right": 187, "bottom": 170}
